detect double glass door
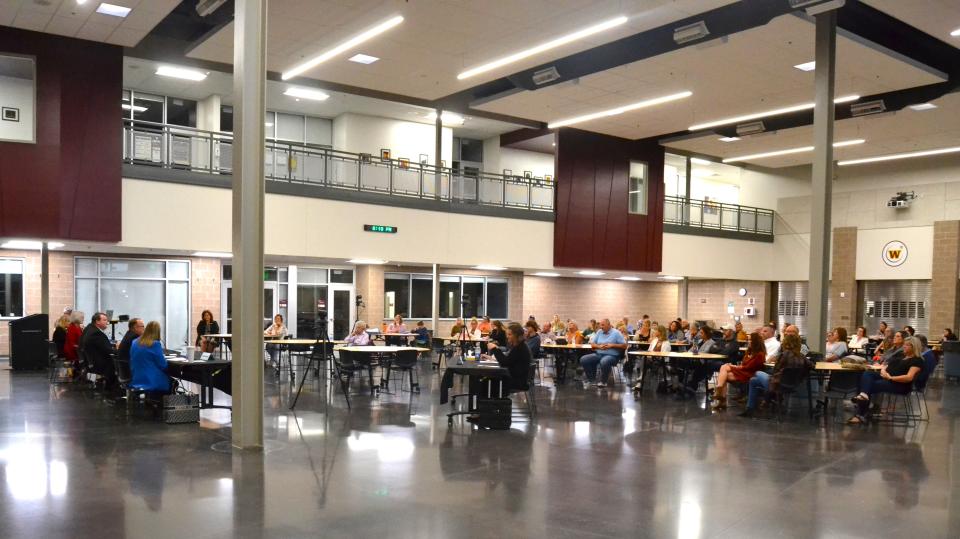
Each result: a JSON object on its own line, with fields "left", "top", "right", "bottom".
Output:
{"left": 296, "top": 284, "right": 353, "bottom": 340}
{"left": 224, "top": 282, "right": 278, "bottom": 333}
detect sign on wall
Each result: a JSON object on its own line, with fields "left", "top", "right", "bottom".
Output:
{"left": 882, "top": 240, "right": 908, "bottom": 267}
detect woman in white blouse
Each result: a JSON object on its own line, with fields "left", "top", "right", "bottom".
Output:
{"left": 264, "top": 314, "right": 288, "bottom": 363}
{"left": 848, "top": 326, "right": 869, "bottom": 350}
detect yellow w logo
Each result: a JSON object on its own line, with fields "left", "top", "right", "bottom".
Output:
{"left": 888, "top": 249, "right": 902, "bottom": 260}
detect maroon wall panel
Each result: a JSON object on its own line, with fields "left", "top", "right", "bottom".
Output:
{"left": 0, "top": 27, "right": 122, "bottom": 242}
{"left": 554, "top": 129, "right": 664, "bottom": 272}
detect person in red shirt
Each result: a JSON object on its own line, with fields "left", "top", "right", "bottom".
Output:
{"left": 711, "top": 331, "right": 766, "bottom": 411}
{"left": 64, "top": 311, "right": 84, "bottom": 365}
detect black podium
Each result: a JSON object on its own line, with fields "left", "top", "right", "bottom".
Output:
{"left": 9, "top": 314, "right": 48, "bottom": 370}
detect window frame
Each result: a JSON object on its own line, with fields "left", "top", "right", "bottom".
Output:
{"left": 628, "top": 160, "right": 649, "bottom": 215}
{"left": 382, "top": 273, "right": 510, "bottom": 321}
{"left": 0, "top": 258, "right": 26, "bottom": 320}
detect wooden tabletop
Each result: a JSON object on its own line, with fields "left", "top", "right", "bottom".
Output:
{"left": 814, "top": 361, "right": 881, "bottom": 371}
{"left": 203, "top": 333, "right": 232, "bottom": 338}
{"left": 433, "top": 336, "right": 488, "bottom": 342}
{"left": 336, "top": 345, "right": 431, "bottom": 353}
{"left": 629, "top": 351, "right": 726, "bottom": 359}
{"left": 379, "top": 333, "right": 416, "bottom": 337}
{"left": 274, "top": 339, "right": 347, "bottom": 345}
{"left": 629, "top": 340, "right": 689, "bottom": 346}
{"left": 542, "top": 343, "right": 593, "bottom": 349}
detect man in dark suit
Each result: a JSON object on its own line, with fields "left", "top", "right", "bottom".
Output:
{"left": 82, "top": 312, "right": 118, "bottom": 391}
{"left": 118, "top": 318, "right": 144, "bottom": 364}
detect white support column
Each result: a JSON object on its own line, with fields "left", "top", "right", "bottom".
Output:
{"left": 231, "top": 0, "right": 267, "bottom": 450}
{"left": 807, "top": 10, "right": 837, "bottom": 353}
{"left": 431, "top": 263, "right": 439, "bottom": 334}
{"left": 40, "top": 243, "right": 49, "bottom": 315}
{"left": 434, "top": 109, "right": 443, "bottom": 199}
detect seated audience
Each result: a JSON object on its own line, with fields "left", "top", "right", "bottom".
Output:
{"left": 450, "top": 317, "right": 465, "bottom": 337}
{"left": 565, "top": 322, "right": 584, "bottom": 345}
{"left": 877, "top": 330, "right": 906, "bottom": 365}
{"left": 825, "top": 327, "right": 849, "bottom": 362}
{"left": 82, "top": 312, "right": 118, "bottom": 392}
{"left": 524, "top": 321, "right": 542, "bottom": 358}
{"left": 619, "top": 316, "right": 634, "bottom": 335}
{"left": 478, "top": 316, "right": 492, "bottom": 334}
{"left": 849, "top": 326, "right": 870, "bottom": 349}
{"left": 712, "top": 332, "right": 765, "bottom": 410}
{"left": 684, "top": 326, "right": 723, "bottom": 397}
{"left": 196, "top": 310, "right": 221, "bottom": 353}
{"left": 65, "top": 310, "right": 84, "bottom": 366}
{"left": 488, "top": 320, "right": 508, "bottom": 347}
{"left": 551, "top": 314, "right": 566, "bottom": 334}
{"left": 781, "top": 324, "right": 809, "bottom": 355}
{"left": 484, "top": 323, "right": 532, "bottom": 392}
{"left": 761, "top": 325, "right": 781, "bottom": 361}
{"left": 717, "top": 323, "right": 742, "bottom": 363}
{"left": 130, "top": 321, "right": 174, "bottom": 394}
{"left": 849, "top": 336, "right": 925, "bottom": 424}
{"left": 634, "top": 319, "right": 652, "bottom": 341}
{"left": 52, "top": 314, "right": 70, "bottom": 358}
{"left": 118, "top": 318, "right": 144, "bottom": 365}
{"left": 344, "top": 321, "right": 372, "bottom": 346}
{"left": 412, "top": 321, "right": 430, "bottom": 346}
{"left": 735, "top": 321, "right": 748, "bottom": 341}
{"left": 465, "top": 317, "right": 483, "bottom": 340}
{"left": 943, "top": 328, "right": 958, "bottom": 342}
{"left": 581, "top": 319, "right": 597, "bottom": 340}
{"left": 632, "top": 325, "right": 672, "bottom": 391}
{"left": 872, "top": 321, "right": 889, "bottom": 340}
{"left": 264, "top": 314, "right": 288, "bottom": 362}
{"left": 667, "top": 320, "right": 685, "bottom": 342}
{"left": 740, "top": 333, "right": 812, "bottom": 418}
{"left": 539, "top": 322, "right": 555, "bottom": 345}
{"left": 386, "top": 314, "right": 408, "bottom": 334}
{"left": 579, "top": 318, "right": 627, "bottom": 389}
{"left": 903, "top": 325, "right": 916, "bottom": 336}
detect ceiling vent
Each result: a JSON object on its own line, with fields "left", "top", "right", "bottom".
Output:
{"left": 673, "top": 21, "right": 710, "bottom": 45}
{"left": 532, "top": 66, "right": 561, "bottom": 86}
{"left": 736, "top": 121, "right": 766, "bottom": 136}
{"left": 850, "top": 99, "right": 887, "bottom": 117}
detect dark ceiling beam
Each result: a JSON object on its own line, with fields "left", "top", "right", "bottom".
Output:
{"left": 437, "top": 0, "right": 836, "bottom": 112}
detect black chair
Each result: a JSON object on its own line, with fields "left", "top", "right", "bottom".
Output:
{"left": 333, "top": 349, "right": 364, "bottom": 409}
{"left": 389, "top": 349, "right": 421, "bottom": 393}
{"left": 822, "top": 369, "right": 861, "bottom": 423}
{"left": 768, "top": 367, "right": 812, "bottom": 422}
{"left": 511, "top": 361, "right": 537, "bottom": 419}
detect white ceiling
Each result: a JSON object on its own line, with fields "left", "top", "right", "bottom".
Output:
{"left": 0, "top": 0, "right": 179, "bottom": 47}
{"left": 187, "top": 0, "right": 738, "bottom": 100}
{"left": 122, "top": 57, "right": 522, "bottom": 140}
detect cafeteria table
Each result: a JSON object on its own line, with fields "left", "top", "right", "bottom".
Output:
{"left": 336, "top": 345, "right": 430, "bottom": 395}
{"left": 166, "top": 357, "right": 232, "bottom": 409}
{"left": 439, "top": 361, "right": 510, "bottom": 425}
{"left": 269, "top": 339, "right": 347, "bottom": 379}
{"left": 628, "top": 350, "right": 727, "bottom": 393}
{"left": 202, "top": 333, "right": 233, "bottom": 360}
{"left": 541, "top": 343, "right": 593, "bottom": 383}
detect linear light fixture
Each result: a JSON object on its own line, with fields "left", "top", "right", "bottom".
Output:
{"left": 659, "top": 275, "right": 684, "bottom": 281}
{"left": 1, "top": 240, "right": 63, "bottom": 249}
{"left": 193, "top": 251, "right": 232, "bottom": 258}
{"left": 688, "top": 94, "right": 860, "bottom": 131}
{"left": 718, "top": 136, "right": 740, "bottom": 142}
{"left": 156, "top": 66, "right": 207, "bottom": 81}
{"left": 121, "top": 104, "right": 147, "bottom": 112}
{"left": 952, "top": 28, "right": 960, "bottom": 37}
{"left": 282, "top": 15, "right": 404, "bottom": 80}
{"left": 578, "top": 270, "right": 605, "bottom": 276}
{"left": 533, "top": 272, "right": 560, "bottom": 277}
{"left": 838, "top": 146, "right": 960, "bottom": 166}
{"left": 618, "top": 276, "right": 642, "bottom": 281}
{"left": 793, "top": 61, "right": 816, "bottom": 71}
{"left": 690, "top": 157, "right": 712, "bottom": 165}
{"left": 475, "top": 265, "right": 507, "bottom": 271}
{"left": 348, "top": 258, "right": 387, "bottom": 265}
{"left": 426, "top": 111, "right": 464, "bottom": 125}
{"left": 722, "top": 139, "right": 865, "bottom": 163}
{"left": 348, "top": 53, "right": 380, "bottom": 64}
{"left": 548, "top": 91, "right": 692, "bottom": 128}
{"left": 96, "top": 2, "right": 131, "bottom": 17}
{"left": 457, "top": 16, "right": 628, "bottom": 80}
{"left": 284, "top": 87, "right": 330, "bottom": 101}
{"left": 907, "top": 103, "right": 937, "bottom": 111}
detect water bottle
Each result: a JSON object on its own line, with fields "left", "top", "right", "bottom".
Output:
{"left": 475, "top": 343, "right": 481, "bottom": 358}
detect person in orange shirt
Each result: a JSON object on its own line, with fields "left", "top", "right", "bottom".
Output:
{"left": 565, "top": 321, "right": 584, "bottom": 345}
{"left": 478, "top": 316, "right": 492, "bottom": 334}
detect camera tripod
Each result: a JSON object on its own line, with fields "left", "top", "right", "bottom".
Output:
{"left": 290, "top": 315, "right": 331, "bottom": 410}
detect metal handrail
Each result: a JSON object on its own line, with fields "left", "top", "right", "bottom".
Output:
{"left": 122, "top": 119, "right": 555, "bottom": 212}
{"left": 663, "top": 195, "right": 774, "bottom": 235}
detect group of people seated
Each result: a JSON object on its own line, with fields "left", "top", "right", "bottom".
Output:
{"left": 52, "top": 309, "right": 175, "bottom": 397}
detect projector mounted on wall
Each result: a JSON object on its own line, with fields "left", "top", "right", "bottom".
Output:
{"left": 887, "top": 191, "right": 917, "bottom": 209}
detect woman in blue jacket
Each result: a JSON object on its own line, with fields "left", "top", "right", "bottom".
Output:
{"left": 131, "top": 321, "right": 172, "bottom": 394}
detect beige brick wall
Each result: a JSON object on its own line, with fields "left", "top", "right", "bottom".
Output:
{"left": 686, "top": 280, "right": 771, "bottom": 331}
{"left": 930, "top": 220, "right": 960, "bottom": 334}
{"left": 830, "top": 227, "right": 858, "bottom": 329}
{"left": 189, "top": 257, "right": 222, "bottom": 346}
{"left": 522, "top": 276, "right": 679, "bottom": 329}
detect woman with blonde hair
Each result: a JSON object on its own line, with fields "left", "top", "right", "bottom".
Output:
{"left": 64, "top": 310, "right": 85, "bottom": 365}
{"left": 130, "top": 321, "right": 173, "bottom": 394}
{"left": 52, "top": 314, "right": 71, "bottom": 358}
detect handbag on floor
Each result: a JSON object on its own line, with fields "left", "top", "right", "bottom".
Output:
{"left": 162, "top": 390, "right": 199, "bottom": 424}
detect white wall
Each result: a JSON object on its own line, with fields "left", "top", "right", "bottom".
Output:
{"left": 855, "top": 226, "right": 933, "bottom": 280}
{"left": 332, "top": 112, "right": 452, "bottom": 164}
{"left": 482, "top": 136, "right": 501, "bottom": 173}
{"left": 499, "top": 147, "right": 554, "bottom": 178}
{"left": 0, "top": 75, "right": 34, "bottom": 142}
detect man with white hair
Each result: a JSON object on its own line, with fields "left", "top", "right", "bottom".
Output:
{"left": 344, "top": 321, "right": 371, "bottom": 346}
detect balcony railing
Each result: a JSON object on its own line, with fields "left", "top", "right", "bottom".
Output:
{"left": 122, "top": 119, "right": 555, "bottom": 212}
{"left": 664, "top": 195, "right": 774, "bottom": 236}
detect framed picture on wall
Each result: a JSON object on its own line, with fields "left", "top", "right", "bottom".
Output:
{"left": 380, "top": 148, "right": 391, "bottom": 159}
{"left": 359, "top": 152, "right": 372, "bottom": 163}
{"left": 502, "top": 169, "right": 512, "bottom": 176}
{"left": 1, "top": 107, "right": 19, "bottom": 122}
{"left": 419, "top": 153, "right": 429, "bottom": 164}
{"left": 544, "top": 174, "right": 553, "bottom": 182}
{"left": 398, "top": 158, "right": 410, "bottom": 169}
{"left": 523, "top": 171, "right": 533, "bottom": 179}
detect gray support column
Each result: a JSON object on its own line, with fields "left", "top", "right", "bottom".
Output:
{"left": 231, "top": 0, "right": 267, "bottom": 450}
{"left": 40, "top": 243, "right": 49, "bottom": 315}
{"left": 684, "top": 156, "right": 692, "bottom": 225}
{"left": 678, "top": 277, "right": 689, "bottom": 320}
{"left": 431, "top": 263, "right": 439, "bottom": 335}
{"left": 434, "top": 109, "right": 443, "bottom": 199}
{"left": 807, "top": 10, "right": 837, "bottom": 353}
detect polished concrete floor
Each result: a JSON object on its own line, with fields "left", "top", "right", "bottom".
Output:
{"left": 0, "top": 358, "right": 958, "bottom": 539}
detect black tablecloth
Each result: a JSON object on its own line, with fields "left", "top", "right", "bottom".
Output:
{"left": 167, "top": 360, "right": 232, "bottom": 395}
{"left": 439, "top": 363, "right": 509, "bottom": 404}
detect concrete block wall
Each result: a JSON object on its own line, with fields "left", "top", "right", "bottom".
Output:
{"left": 830, "top": 227, "right": 858, "bottom": 329}
{"left": 686, "top": 280, "right": 771, "bottom": 330}
{"left": 521, "top": 277, "right": 679, "bottom": 330}
{"left": 190, "top": 257, "right": 222, "bottom": 346}
{"left": 930, "top": 220, "right": 960, "bottom": 334}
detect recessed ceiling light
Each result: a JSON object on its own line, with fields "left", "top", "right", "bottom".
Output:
{"left": 690, "top": 157, "right": 712, "bottom": 165}
{"left": 264, "top": 122, "right": 274, "bottom": 127}
{"left": 2, "top": 240, "right": 40, "bottom": 249}
{"left": 838, "top": 146, "right": 960, "bottom": 166}
{"left": 457, "top": 16, "right": 628, "bottom": 80}
{"left": 533, "top": 272, "right": 560, "bottom": 277}
{"left": 155, "top": 66, "right": 207, "bottom": 81}
{"left": 121, "top": 104, "right": 147, "bottom": 112}
{"left": 689, "top": 94, "right": 859, "bottom": 131}
{"left": 96, "top": 2, "right": 131, "bottom": 17}
{"left": 659, "top": 275, "right": 684, "bottom": 281}
{"left": 722, "top": 139, "right": 865, "bottom": 163}
{"left": 548, "top": 91, "right": 692, "bottom": 128}
{"left": 193, "top": 251, "right": 232, "bottom": 258}
{"left": 348, "top": 53, "right": 380, "bottom": 64}
{"left": 793, "top": 61, "right": 816, "bottom": 71}
{"left": 426, "top": 111, "right": 464, "bottom": 125}
{"left": 348, "top": 258, "right": 387, "bottom": 264}
{"left": 284, "top": 87, "right": 330, "bottom": 101}
{"left": 618, "top": 276, "right": 641, "bottom": 281}
{"left": 718, "top": 136, "right": 740, "bottom": 142}
{"left": 907, "top": 103, "right": 937, "bottom": 111}
{"left": 76, "top": 0, "right": 88, "bottom": 5}
{"left": 475, "top": 265, "right": 507, "bottom": 271}
{"left": 282, "top": 15, "right": 403, "bottom": 80}
{"left": 578, "top": 270, "right": 605, "bottom": 276}
{"left": 951, "top": 28, "right": 960, "bottom": 37}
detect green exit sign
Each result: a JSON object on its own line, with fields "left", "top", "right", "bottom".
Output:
{"left": 364, "top": 224, "right": 397, "bottom": 234}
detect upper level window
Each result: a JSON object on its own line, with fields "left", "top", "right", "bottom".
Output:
{"left": 0, "top": 54, "right": 36, "bottom": 144}
{"left": 628, "top": 161, "right": 648, "bottom": 215}
{"left": 166, "top": 97, "right": 197, "bottom": 128}
{"left": 0, "top": 259, "right": 24, "bottom": 318}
